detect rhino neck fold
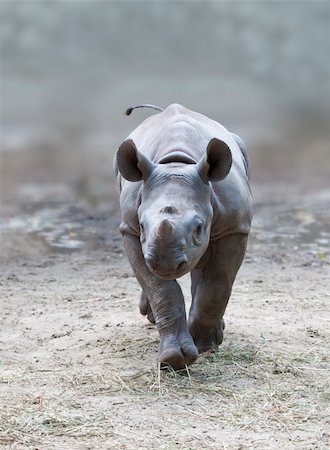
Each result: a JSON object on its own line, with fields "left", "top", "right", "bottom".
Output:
{"left": 158, "top": 150, "right": 197, "bottom": 165}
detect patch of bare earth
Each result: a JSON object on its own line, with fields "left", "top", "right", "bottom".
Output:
{"left": 0, "top": 188, "right": 329, "bottom": 449}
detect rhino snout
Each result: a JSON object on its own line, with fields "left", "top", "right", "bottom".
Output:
{"left": 145, "top": 253, "right": 188, "bottom": 278}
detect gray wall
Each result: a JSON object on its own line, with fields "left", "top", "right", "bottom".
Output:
{"left": 1, "top": 1, "right": 329, "bottom": 185}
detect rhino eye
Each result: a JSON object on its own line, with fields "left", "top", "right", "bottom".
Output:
{"left": 192, "top": 223, "right": 203, "bottom": 246}
{"left": 195, "top": 223, "right": 203, "bottom": 236}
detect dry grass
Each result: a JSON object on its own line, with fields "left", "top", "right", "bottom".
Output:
{"left": 1, "top": 340, "right": 329, "bottom": 449}
{"left": 0, "top": 405, "right": 114, "bottom": 446}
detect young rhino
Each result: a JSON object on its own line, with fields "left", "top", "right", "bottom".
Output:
{"left": 114, "top": 103, "right": 253, "bottom": 370}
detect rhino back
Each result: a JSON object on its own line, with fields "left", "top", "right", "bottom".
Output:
{"left": 127, "top": 104, "right": 247, "bottom": 174}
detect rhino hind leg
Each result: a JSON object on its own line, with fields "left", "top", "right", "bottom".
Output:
{"left": 188, "top": 234, "right": 248, "bottom": 353}
{"left": 139, "top": 291, "right": 155, "bottom": 324}
{"left": 189, "top": 318, "right": 225, "bottom": 353}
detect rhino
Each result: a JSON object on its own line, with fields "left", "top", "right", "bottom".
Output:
{"left": 114, "top": 103, "right": 252, "bottom": 370}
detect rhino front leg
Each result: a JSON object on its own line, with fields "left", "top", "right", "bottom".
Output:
{"left": 188, "top": 233, "right": 248, "bottom": 353}
{"left": 123, "top": 233, "right": 198, "bottom": 369}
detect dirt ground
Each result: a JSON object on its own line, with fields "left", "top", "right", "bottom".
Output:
{"left": 0, "top": 145, "right": 329, "bottom": 450}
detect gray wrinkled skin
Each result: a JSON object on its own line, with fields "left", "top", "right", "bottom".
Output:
{"left": 114, "top": 104, "right": 253, "bottom": 370}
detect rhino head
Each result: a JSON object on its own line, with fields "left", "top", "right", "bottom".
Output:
{"left": 116, "top": 138, "right": 232, "bottom": 280}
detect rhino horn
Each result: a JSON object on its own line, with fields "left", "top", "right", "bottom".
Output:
{"left": 157, "top": 219, "right": 174, "bottom": 238}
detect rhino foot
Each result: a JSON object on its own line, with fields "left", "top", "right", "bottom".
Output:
{"left": 189, "top": 318, "right": 225, "bottom": 353}
{"left": 139, "top": 291, "right": 155, "bottom": 324}
{"left": 159, "top": 332, "right": 198, "bottom": 371}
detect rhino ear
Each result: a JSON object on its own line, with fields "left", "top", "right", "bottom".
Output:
{"left": 197, "top": 138, "right": 232, "bottom": 182}
{"left": 116, "top": 139, "right": 156, "bottom": 182}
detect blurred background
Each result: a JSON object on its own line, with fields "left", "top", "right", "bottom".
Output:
{"left": 0, "top": 1, "right": 329, "bottom": 254}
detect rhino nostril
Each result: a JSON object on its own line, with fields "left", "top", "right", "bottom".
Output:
{"left": 177, "top": 261, "right": 188, "bottom": 272}
{"left": 145, "top": 254, "right": 156, "bottom": 270}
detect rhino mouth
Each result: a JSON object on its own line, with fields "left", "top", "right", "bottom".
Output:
{"left": 153, "top": 270, "right": 182, "bottom": 280}
{"left": 149, "top": 263, "right": 189, "bottom": 280}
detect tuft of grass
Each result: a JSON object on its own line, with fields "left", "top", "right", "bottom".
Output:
{"left": 209, "top": 343, "right": 263, "bottom": 365}
{"left": 0, "top": 405, "right": 114, "bottom": 446}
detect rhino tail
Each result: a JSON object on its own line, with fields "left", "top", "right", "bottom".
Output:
{"left": 124, "top": 104, "right": 164, "bottom": 116}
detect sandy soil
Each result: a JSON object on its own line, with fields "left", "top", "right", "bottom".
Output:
{"left": 0, "top": 162, "right": 329, "bottom": 449}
